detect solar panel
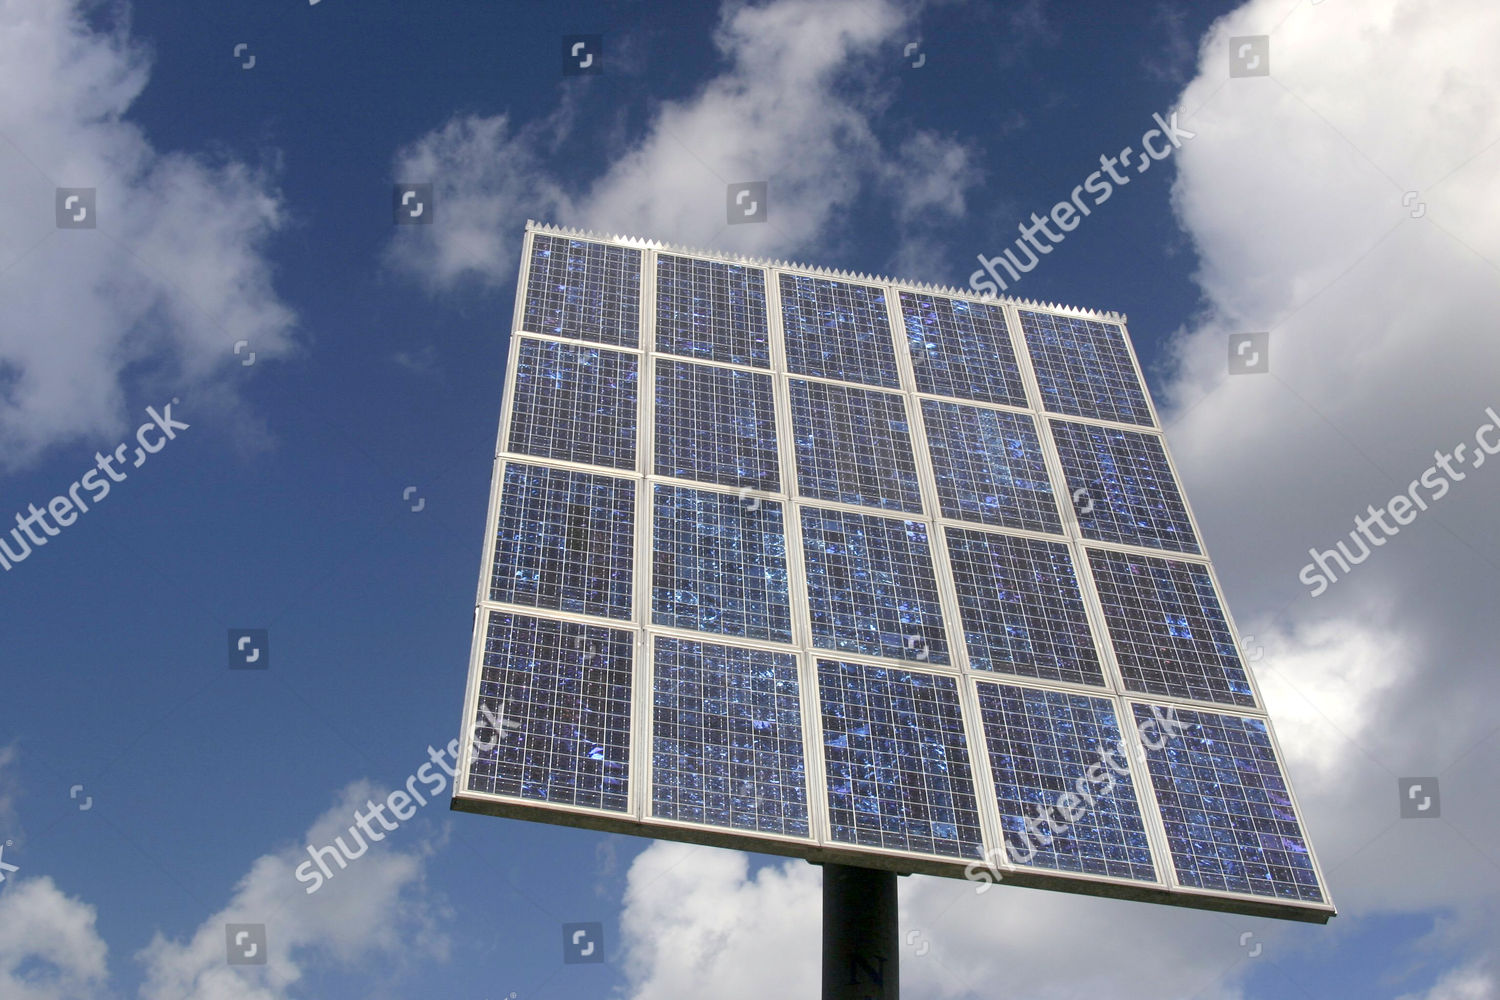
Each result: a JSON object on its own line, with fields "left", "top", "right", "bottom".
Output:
{"left": 800, "top": 507, "right": 949, "bottom": 665}
{"left": 523, "top": 234, "right": 641, "bottom": 347}
{"left": 944, "top": 527, "right": 1104, "bottom": 686}
{"left": 651, "top": 484, "right": 793, "bottom": 643}
{"left": 655, "top": 254, "right": 771, "bottom": 367}
{"left": 790, "top": 379, "right": 923, "bottom": 512}
{"left": 654, "top": 359, "right": 780, "bottom": 491}
{"left": 1086, "top": 549, "right": 1256, "bottom": 708}
{"left": 900, "top": 291, "right": 1028, "bottom": 406}
{"left": 975, "top": 682, "right": 1157, "bottom": 882}
{"left": 1130, "top": 702, "right": 1325, "bottom": 903}
{"left": 1051, "top": 419, "right": 1200, "bottom": 554}
{"left": 779, "top": 274, "right": 900, "bottom": 387}
{"left": 1019, "top": 310, "right": 1154, "bottom": 427}
{"left": 818, "top": 660, "right": 983, "bottom": 860}
{"left": 467, "top": 610, "right": 633, "bottom": 811}
{"left": 507, "top": 338, "right": 638, "bottom": 470}
{"left": 489, "top": 462, "right": 635, "bottom": 620}
{"left": 921, "top": 399, "right": 1061, "bottom": 533}
{"left": 453, "top": 224, "right": 1332, "bottom": 924}
{"left": 651, "top": 636, "right": 810, "bottom": 836}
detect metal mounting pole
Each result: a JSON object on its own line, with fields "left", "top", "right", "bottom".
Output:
{"left": 822, "top": 863, "right": 899, "bottom": 1000}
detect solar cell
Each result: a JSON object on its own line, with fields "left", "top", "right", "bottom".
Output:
{"left": 1131, "top": 702, "right": 1325, "bottom": 903}
{"left": 900, "top": 291, "right": 1028, "bottom": 406}
{"left": 651, "top": 484, "right": 793, "bottom": 643}
{"left": 489, "top": 463, "right": 635, "bottom": 620}
{"left": 800, "top": 507, "right": 950, "bottom": 665}
{"left": 779, "top": 274, "right": 900, "bottom": 387}
{"left": 944, "top": 527, "right": 1104, "bottom": 685}
{"left": 818, "top": 659, "right": 984, "bottom": 859}
{"left": 1051, "top": 419, "right": 1200, "bottom": 554}
{"left": 523, "top": 234, "right": 641, "bottom": 347}
{"left": 1086, "top": 549, "right": 1255, "bottom": 707}
{"left": 1018, "top": 310, "right": 1154, "bottom": 427}
{"left": 507, "top": 338, "right": 638, "bottom": 470}
{"left": 975, "top": 682, "right": 1157, "bottom": 882}
{"left": 467, "top": 610, "right": 633, "bottom": 812}
{"left": 655, "top": 254, "right": 771, "bottom": 367}
{"left": 922, "top": 399, "right": 1060, "bottom": 532}
{"left": 790, "top": 379, "right": 923, "bottom": 512}
{"left": 654, "top": 358, "right": 780, "bottom": 491}
{"left": 651, "top": 637, "right": 810, "bottom": 836}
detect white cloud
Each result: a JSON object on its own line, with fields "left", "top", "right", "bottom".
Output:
{"left": 385, "top": 0, "right": 982, "bottom": 291}
{"left": 0, "top": 0, "right": 296, "bottom": 471}
{"left": 138, "top": 781, "right": 447, "bottom": 1000}
{"left": 0, "top": 877, "right": 110, "bottom": 1000}
{"left": 1400, "top": 963, "right": 1500, "bottom": 1000}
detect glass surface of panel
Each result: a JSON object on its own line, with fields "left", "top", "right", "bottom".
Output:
{"left": 651, "top": 484, "right": 793, "bottom": 643}
{"left": 1131, "top": 703, "right": 1324, "bottom": 903}
{"left": 945, "top": 527, "right": 1104, "bottom": 685}
{"left": 1087, "top": 549, "right": 1255, "bottom": 707}
{"left": 1051, "top": 419, "right": 1200, "bottom": 554}
{"left": 490, "top": 463, "right": 635, "bottom": 620}
{"left": 655, "top": 254, "right": 771, "bottom": 367}
{"left": 922, "top": 400, "right": 1060, "bottom": 532}
{"left": 522, "top": 234, "right": 641, "bottom": 346}
{"left": 654, "top": 359, "right": 780, "bottom": 491}
{"left": 790, "top": 379, "right": 923, "bottom": 512}
{"left": 976, "top": 682, "right": 1156, "bottom": 881}
{"left": 818, "top": 660, "right": 983, "bottom": 859}
{"left": 901, "top": 291, "right": 1028, "bottom": 406}
{"left": 651, "top": 637, "right": 809, "bottom": 836}
{"left": 467, "top": 611, "right": 632, "bottom": 812}
{"left": 779, "top": 274, "right": 900, "bottom": 387}
{"left": 1019, "top": 310, "right": 1154, "bottom": 427}
{"left": 800, "top": 507, "right": 950, "bottom": 665}
{"left": 507, "top": 339, "right": 638, "bottom": 470}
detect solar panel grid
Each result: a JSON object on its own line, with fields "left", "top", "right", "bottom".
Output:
{"left": 975, "top": 682, "right": 1157, "bottom": 882}
{"left": 523, "top": 234, "right": 642, "bottom": 347}
{"left": 1019, "top": 310, "right": 1155, "bottom": 427}
{"left": 778, "top": 273, "right": 900, "bottom": 387}
{"left": 653, "top": 358, "right": 780, "bottom": 491}
{"left": 790, "top": 379, "right": 924, "bottom": 512}
{"left": 507, "top": 338, "right": 638, "bottom": 470}
{"left": 655, "top": 254, "right": 772, "bottom": 367}
{"left": 921, "top": 399, "right": 1061, "bottom": 533}
{"left": 1051, "top": 419, "right": 1201, "bottom": 554}
{"left": 900, "top": 291, "right": 1029, "bottom": 406}
{"left": 651, "top": 637, "right": 810, "bottom": 836}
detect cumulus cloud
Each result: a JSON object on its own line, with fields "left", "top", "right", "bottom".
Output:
{"left": 1399, "top": 963, "right": 1500, "bottom": 1000}
{"left": 385, "top": 0, "right": 982, "bottom": 291}
{"left": 138, "top": 781, "right": 447, "bottom": 1000}
{"left": 0, "top": 0, "right": 296, "bottom": 471}
{"left": 0, "top": 877, "right": 110, "bottom": 1000}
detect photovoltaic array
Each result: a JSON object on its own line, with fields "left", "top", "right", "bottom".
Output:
{"left": 453, "top": 223, "right": 1333, "bottom": 923}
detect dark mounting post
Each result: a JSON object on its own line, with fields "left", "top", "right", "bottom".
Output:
{"left": 821, "top": 863, "right": 899, "bottom": 1000}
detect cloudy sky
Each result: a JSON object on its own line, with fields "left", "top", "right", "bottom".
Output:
{"left": 1, "top": 0, "right": 1497, "bottom": 997}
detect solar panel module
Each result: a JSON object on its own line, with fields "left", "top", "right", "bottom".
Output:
{"left": 451, "top": 221, "right": 1334, "bottom": 923}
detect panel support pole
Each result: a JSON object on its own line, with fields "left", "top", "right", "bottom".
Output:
{"left": 822, "top": 863, "right": 899, "bottom": 1000}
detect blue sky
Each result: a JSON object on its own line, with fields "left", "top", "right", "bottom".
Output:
{"left": 2, "top": 1, "right": 1499, "bottom": 998}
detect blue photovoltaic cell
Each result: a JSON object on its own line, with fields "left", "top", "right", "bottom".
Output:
{"left": 1051, "top": 419, "right": 1200, "bottom": 554}
{"left": 508, "top": 339, "right": 638, "bottom": 470}
{"left": 922, "top": 400, "right": 1061, "bottom": 532}
{"left": 652, "top": 637, "right": 809, "bottom": 836}
{"left": 652, "top": 484, "right": 793, "bottom": 643}
{"left": 944, "top": 527, "right": 1104, "bottom": 686}
{"left": 818, "top": 660, "right": 983, "bottom": 858}
{"left": 800, "top": 507, "right": 950, "bottom": 665}
{"left": 523, "top": 234, "right": 641, "bottom": 347}
{"left": 790, "top": 379, "right": 922, "bottom": 512}
{"left": 901, "top": 291, "right": 1028, "bottom": 406}
{"left": 779, "top": 274, "right": 900, "bottom": 388}
{"left": 656, "top": 255, "right": 771, "bottom": 367}
{"left": 467, "top": 611, "right": 632, "bottom": 812}
{"left": 1019, "top": 310, "right": 1154, "bottom": 427}
{"left": 1132, "top": 703, "right": 1324, "bottom": 902}
{"left": 654, "top": 359, "right": 779, "bottom": 491}
{"left": 976, "top": 683, "right": 1156, "bottom": 882}
{"left": 1087, "top": 549, "right": 1255, "bottom": 707}
{"left": 490, "top": 463, "right": 635, "bottom": 620}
